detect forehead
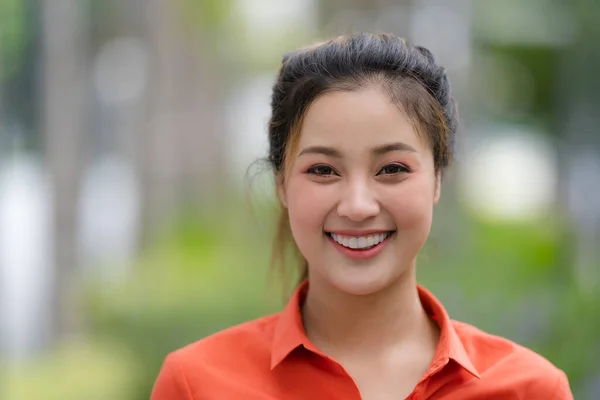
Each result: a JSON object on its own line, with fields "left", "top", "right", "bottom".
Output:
{"left": 297, "top": 86, "right": 427, "bottom": 153}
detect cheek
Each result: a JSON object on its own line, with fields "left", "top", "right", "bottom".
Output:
{"left": 383, "top": 177, "right": 436, "bottom": 228}
{"left": 284, "top": 178, "right": 332, "bottom": 242}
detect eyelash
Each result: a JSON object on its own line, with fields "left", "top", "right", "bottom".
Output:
{"left": 306, "top": 163, "right": 410, "bottom": 177}
{"left": 377, "top": 163, "right": 410, "bottom": 175}
{"left": 306, "top": 165, "right": 338, "bottom": 176}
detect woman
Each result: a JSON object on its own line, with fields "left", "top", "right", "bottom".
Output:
{"left": 151, "top": 33, "right": 573, "bottom": 399}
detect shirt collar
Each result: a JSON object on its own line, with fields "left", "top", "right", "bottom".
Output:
{"left": 270, "top": 281, "right": 314, "bottom": 369}
{"left": 271, "top": 280, "right": 481, "bottom": 379}
{"left": 418, "top": 285, "right": 481, "bottom": 379}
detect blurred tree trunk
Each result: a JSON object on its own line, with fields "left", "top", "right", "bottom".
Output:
{"left": 40, "top": 0, "right": 87, "bottom": 343}
{"left": 558, "top": 0, "right": 600, "bottom": 295}
{"left": 138, "top": 0, "right": 226, "bottom": 244}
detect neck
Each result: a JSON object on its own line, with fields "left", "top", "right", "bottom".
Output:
{"left": 301, "top": 268, "right": 438, "bottom": 359}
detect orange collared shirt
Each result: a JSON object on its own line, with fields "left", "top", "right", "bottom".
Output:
{"left": 151, "top": 282, "right": 573, "bottom": 399}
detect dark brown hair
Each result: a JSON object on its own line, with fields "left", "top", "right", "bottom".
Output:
{"left": 266, "top": 32, "right": 458, "bottom": 289}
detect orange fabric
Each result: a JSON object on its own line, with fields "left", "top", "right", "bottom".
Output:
{"left": 151, "top": 282, "right": 573, "bottom": 399}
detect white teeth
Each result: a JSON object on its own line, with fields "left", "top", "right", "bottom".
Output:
{"left": 330, "top": 232, "right": 391, "bottom": 250}
{"left": 348, "top": 237, "right": 358, "bottom": 249}
{"left": 358, "top": 237, "right": 367, "bottom": 248}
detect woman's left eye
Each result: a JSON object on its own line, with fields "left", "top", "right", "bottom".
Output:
{"left": 377, "top": 163, "right": 410, "bottom": 175}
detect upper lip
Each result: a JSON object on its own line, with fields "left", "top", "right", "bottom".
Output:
{"left": 326, "top": 229, "right": 395, "bottom": 236}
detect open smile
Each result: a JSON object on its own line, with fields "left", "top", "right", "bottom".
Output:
{"left": 324, "top": 230, "right": 395, "bottom": 260}
{"left": 325, "top": 231, "right": 395, "bottom": 250}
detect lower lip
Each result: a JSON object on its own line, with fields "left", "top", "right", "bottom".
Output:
{"left": 327, "top": 233, "right": 394, "bottom": 260}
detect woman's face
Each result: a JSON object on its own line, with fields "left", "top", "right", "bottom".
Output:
{"left": 279, "top": 85, "right": 441, "bottom": 296}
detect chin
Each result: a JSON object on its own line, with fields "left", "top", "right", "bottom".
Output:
{"left": 327, "top": 269, "right": 399, "bottom": 296}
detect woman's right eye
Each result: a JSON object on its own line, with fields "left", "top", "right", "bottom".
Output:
{"left": 307, "top": 165, "right": 337, "bottom": 176}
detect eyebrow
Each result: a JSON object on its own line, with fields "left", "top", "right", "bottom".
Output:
{"left": 298, "top": 142, "right": 417, "bottom": 158}
{"left": 372, "top": 142, "right": 417, "bottom": 155}
{"left": 298, "top": 146, "right": 343, "bottom": 158}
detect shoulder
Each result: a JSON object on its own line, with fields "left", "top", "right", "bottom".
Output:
{"left": 452, "top": 320, "right": 573, "bottom": 399}
{"left": 151, "top": 313, "right": 281, "bottom": 400}
{"left": 170, "top": 312, "right": 280, "bottom": 367}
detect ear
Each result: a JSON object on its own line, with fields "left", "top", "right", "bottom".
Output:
{"left": 276, "top": 173, "right": 288, "bottom": 208}
{"left": 433, "top": 171, "right": 442, "bottom": 204}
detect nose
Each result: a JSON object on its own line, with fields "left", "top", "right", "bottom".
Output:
{"left": 336, "top": 178, "right": 380, "bottom": 222}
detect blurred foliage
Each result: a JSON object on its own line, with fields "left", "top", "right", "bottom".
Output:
{"left": 419, "top": 215, "right": 599, "bottom": 399}
{"left": 482, "top": 43, "right": 561, "bottom": 130}
{"left": 3, "top": 339, "right": 138, "bottom": 400}
{"left": 0, "top": 0, "right": 28, "bottom": 81}
{"left": 179, "top": 0, "right": 233, "bottom": 33}
{"left": 85, "top": 204, "right": 283, "bottom": 400}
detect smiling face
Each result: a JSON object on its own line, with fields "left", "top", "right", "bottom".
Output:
{"left": 279, "top": 85, "right": 441, "bottom": 295}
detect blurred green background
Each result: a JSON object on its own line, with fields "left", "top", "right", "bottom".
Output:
{"left": 1, "top": 0, "right": 599, "bottom": 399}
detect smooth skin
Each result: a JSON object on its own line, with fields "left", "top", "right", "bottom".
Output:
{"left": 278, "top": 85, "right": 442, "bottom": 400}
